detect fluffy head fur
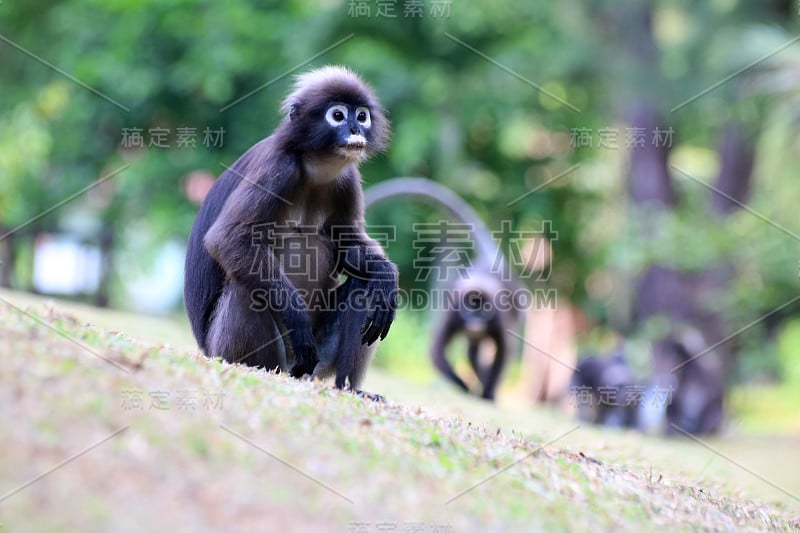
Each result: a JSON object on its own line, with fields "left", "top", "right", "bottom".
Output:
{"left": 278, "top": 66, "right": 390, "bottom": 155}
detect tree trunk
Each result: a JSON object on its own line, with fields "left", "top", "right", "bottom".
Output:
{"left": 627, "top": 104, "right": 676, "bottom": 209}
{"left": 0, "top": 227, "right": 14, "bottom": 288}
{"left": 94, "top": 228, "right": 114, "bottom": 308}
{"left": 621, "top": 1, "right": 755, "bottom": 352}
{"left": 712, "top": 122, "right": 754, "bottom": 215}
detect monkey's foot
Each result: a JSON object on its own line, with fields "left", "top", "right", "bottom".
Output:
{"left": 353, "top": 390, "right": 385, "bottom": 402}
{"left": 289, "top": 361, "right": 316, "bottom": 379}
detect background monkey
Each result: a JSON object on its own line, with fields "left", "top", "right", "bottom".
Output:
{"left": 570, "top": 331, "right": 725, "bottom": 435}
{"left": 184, "top": 66, "right": 397, "bottom": 394}
{"left": 364, "top": 178, "right": 524, "bottom": 400}
{"left": 431, "top": 274, "right": 513, "bottom": 400}
{"left": 653, "top": 328, "right": 725, "bottom": 435}
{"left": 571, "top": 349, "right": 641, "bottom": 428}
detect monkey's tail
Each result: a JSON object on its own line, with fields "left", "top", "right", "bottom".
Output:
{"left": 364, "top": 177, "right": 502, "bottom": 273}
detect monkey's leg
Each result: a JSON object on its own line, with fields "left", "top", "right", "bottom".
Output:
{"left": 698, "top": 398, "right": 724, "bottom": 435}
{"left": 466, "top": 339, "right": 483, "bottom": 384}
{"left": 310, "top": 306, "right": 340, "bottom": 382}
{"left": 431, "top": 315, "right": 470, "bottom": 393}
{"left": 206, "top": 280, "right": 288, "bottom": 370}
{"left": 316, "top": 276, "right": 384, "bottom": 400}
{"left": 345, "top": 343, "right": 378, "bottom": 390}
{"left": 480, "top": 335, "right": 507, "bottom": 401}
{"left": 341, "top": 339, "right": 384, "bottom": 402}
{"left": 308, "top": 279, "right": 362, "bottom": 390}
{"left": 432, "top": 351, "right": 469, "bottom": 393}
{"left": 204, "top": 222, "right": 318, "bottom": 377}
{"left": 311, "top": 336, "right": 336, "bottom": 381}
{"left": 337, "top": 347, "right": 385, "bottom": 402}
{"left": 432, "top": 351, "right": 470, "bottom": 393}
{"left": 331, "top": 291, "right": 369, "bottom": 390}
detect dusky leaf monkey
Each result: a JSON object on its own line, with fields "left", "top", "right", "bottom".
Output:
{"left": 653, "top": 328, "right": 724, "bottom": 435}
{"left": 364, "top": 178, "right": 525, "bottom": 400}
{"left": 570, "top": 329, "right": 724, "bottom": 435}
{"left": 571, "top": 349, "right": 641, "bottom": 428}
{"left": 184, "top": 66, "right": 397, "bottom": 395}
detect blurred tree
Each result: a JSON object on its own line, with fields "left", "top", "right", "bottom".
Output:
{"left": 0, "top": 0, "right": 797, "bottom": 382}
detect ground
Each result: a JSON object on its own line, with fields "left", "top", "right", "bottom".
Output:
{"left": 0, "top": 288, "right": 798, "bottom": 532}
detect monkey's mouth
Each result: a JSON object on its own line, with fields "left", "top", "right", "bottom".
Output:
{"left": 465, "top": 321, "right": 488, "bottom": 335}
{"left": 342, "top": 142, "right": 366, "bottom": 151}
{"left": 338, "top": 134, "right": 367, "bottom": 158}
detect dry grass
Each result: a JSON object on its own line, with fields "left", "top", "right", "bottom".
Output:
{"left": 0, "top": 290, "right": 798, "bottom": 532}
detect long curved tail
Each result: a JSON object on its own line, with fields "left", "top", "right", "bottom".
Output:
{"left": 364, "top": 177, "right": 503, "bottom": 272}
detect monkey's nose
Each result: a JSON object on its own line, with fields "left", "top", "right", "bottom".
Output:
{"left": 350, "top": 126, "right": 360, "bottom": 134}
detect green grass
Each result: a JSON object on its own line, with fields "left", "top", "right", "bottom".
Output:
{"left": 0, "top": 289, "right": 798, "bottom": 532}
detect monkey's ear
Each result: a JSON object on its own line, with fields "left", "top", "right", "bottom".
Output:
{"left": 289, "top": 103, "right": 301, "bottom": 121}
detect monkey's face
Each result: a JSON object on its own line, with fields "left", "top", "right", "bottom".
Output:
{"left": 291, "top": 100, "right": 378, "bottom": 162}
{"left": 282, "top": 67, "right": 390, "bottom": 158}
{"left": 460, "top": 290, "right": 497, "bottom": 337}
{"left": 320, "top": 102, "right": 372, "bottom": 161}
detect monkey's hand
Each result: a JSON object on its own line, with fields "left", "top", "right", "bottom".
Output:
{"left": 361, "top": 261, "right": 398, "bottom": 345}
{"left": 280, "top": 291, "right": 318, "bottom": 378}
{"left": 289, "top": 316, "right": 319, "bottom": 378}
{"left": 289, "top": 331, "right": 317, "bottom": 378}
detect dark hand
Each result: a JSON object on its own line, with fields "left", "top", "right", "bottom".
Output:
{"left": 361, "top": 267, "right": 398, "bottom": 345}
{"left": 289, "top": 342, "right": 317, "bottom": 378}
{"left": 287, "top": 319, "right": 318, "bottom": 378}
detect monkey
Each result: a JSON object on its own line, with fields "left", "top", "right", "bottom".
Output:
{"left": 570, "top": 349, "right": 641, "bottom": 428}
{"left": 364, "top": 178, "right": 524, "bottom": 401}
{"left": 652, "top": 328, "right": 725, "bottom": 436}
{"left": 183, "top": 66, "right": 397, "bottom": 395}
{"left": 430, "top": 274, "right": 511, "bottom": 400}
{"left": 569, "top": 330, "right": 725, "bottom": 435}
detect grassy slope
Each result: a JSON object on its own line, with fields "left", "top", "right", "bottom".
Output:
{"left": 0, "top": 289, "right": 798, "bottom": 532}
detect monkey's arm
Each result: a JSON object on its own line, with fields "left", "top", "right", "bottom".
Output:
{"left": 327, "top": 210, "right": 398, "bottom": 346}
{"left": 203, "top": 155, "right": 317, "bottom": 375}
{"left": 341, "top": 241, "right": 398, "bottom": 345}
{"left": 480, "top": 324, "right": 507, "bottom": 401}
{"left": 431, "top": 314, "right": 469, "bottom": 392}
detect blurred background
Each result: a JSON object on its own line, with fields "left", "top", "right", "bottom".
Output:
{"left": 1, "top": 0, "right": 799, "bottom": 432}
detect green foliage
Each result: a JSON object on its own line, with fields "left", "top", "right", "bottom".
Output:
{"left": 777, "top": 319, "right": 800, "bottom": 387}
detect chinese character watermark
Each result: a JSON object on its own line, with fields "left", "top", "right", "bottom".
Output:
{"left": 121, "top": 389, "right": 225, "bottom": 411}
{"left": 120, "top": 126, "right": 225, "bottom": 149}
{"left": 569, "top": 127, "right": 673, "bottom": 150}
{"left": 347, "top": 0, "right": 452, "bottom": 18}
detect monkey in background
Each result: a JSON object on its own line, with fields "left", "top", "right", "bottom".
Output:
{"left": 364, "top": 178, "right": 525, "bottom": 400}
{"left": 184, "top": 66, "right": 397, "bottom": 395}
{"left": 430, "top": 274, "right": 510, "bottom": 400}
{"left": 570, "top": 329, "right": 725, "bottom": 435}
{"left": 653, "top": 328, "right": 725, "bottom": 436}
{"left": 571, "top": 348, "right": 641, "bottom": 428}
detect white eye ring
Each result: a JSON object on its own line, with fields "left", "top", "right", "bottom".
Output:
{"left": 355, "top": 107, "right": 371, "bottom": 128}
{"left": 325, "top": 105, "right": 348, "bottom": 127}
